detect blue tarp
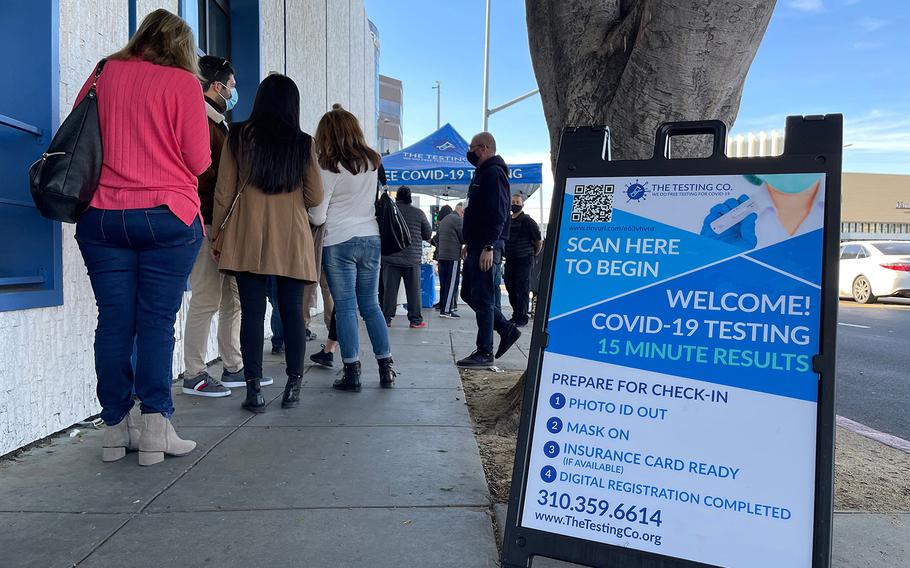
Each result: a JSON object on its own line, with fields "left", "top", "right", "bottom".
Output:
{"left": 381, "top": 123, "right": 543, "bottom": 198}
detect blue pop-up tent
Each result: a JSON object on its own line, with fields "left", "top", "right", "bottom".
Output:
{"left": 381, "top": 123, "right": 543, "bottom": 199}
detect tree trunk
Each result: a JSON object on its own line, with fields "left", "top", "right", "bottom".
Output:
{"left": 526, "top": 0, "right": 776, "bottom": 166}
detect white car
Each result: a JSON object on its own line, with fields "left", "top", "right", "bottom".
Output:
{"left": 839, "top": 241, "right": 910, "bottom": 304}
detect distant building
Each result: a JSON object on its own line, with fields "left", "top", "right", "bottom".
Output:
{"left": 379, "top": 74, "right": 403, "bottom": 155}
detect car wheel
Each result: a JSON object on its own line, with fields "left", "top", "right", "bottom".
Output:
{"left": 852, "top": 276, "right": 877, "bottom": 304}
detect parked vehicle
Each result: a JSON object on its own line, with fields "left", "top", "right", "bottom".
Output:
{"left": 839, "top": 241, "right": 910, "bottom": 304}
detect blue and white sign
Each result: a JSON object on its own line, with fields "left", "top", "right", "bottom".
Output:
{"left": 520, "top": 173, "right": 826, "bottom": 567}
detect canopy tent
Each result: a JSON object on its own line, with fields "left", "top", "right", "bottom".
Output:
{"left": 381, "top": 123, "right": 543, "bottom": 199}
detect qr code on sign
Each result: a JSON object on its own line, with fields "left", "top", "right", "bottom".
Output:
{"left": 571, "top": 184, "right": 614, "bottom": 222}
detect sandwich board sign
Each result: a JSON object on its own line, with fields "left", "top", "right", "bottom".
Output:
{"left": 501, "top": 117, "right": 841, "bottom": 568}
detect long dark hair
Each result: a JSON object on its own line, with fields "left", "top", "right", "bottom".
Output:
{"left": 227, "top": 74, "right": 311, "bottom": 194}
{"left": 437, "top": 205, "right": 453, "bottom": 222}
{"left": 315, "top": 104, "right": 381, "bottom": 174}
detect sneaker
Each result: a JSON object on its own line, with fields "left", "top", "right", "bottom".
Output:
{"left": 439, "top": 312, "right": 460, "bottom": 319}
{"left": 182, "top": 372, "right": 231, "bottom": 397}
{"left": 271, "top": 344, "right": 285, "bottom": 354}
{"left": 223, "top": 368, "right": 274, "bottom": 387}
{"left": 409, "top": 321, "right": 427, "bottom": 329}
{"left": 495, "top": 325, "right": 522, "bottom": 359}
{"left": 305, "top": 328, "right": 317, "bottom": 342}
{"left": 386, "top": 320, "right": 393, "bottom": 328}
{"left": 456, "top": 351, "right": 494, "bottom": 368}
{"left": 221, "top": 368, "right": 246, "bottom": 388}
{"left": 310, "top": 346, "right": 334, "bottom": 368}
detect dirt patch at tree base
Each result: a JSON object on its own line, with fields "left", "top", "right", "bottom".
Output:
{"left": 461, "top": 368, "right": 910, "bottom": 512}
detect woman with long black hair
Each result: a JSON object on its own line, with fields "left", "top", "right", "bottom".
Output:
{"left": 211, "top": 74, "right": 323, "bottom": 413}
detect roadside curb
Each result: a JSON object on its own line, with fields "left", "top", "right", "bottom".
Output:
{"left": 837, "top": 415, "right": 910, "bottom": 453}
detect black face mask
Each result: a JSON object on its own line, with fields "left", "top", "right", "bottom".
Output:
{"left": 511, "top": 204, "right": 523, "bottom": 214}
{"left": 466, "top": 151, "right": 480, "bottom": 166}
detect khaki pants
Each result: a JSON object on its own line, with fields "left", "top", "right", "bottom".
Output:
{"left": 303, "top": 224, "right": 333, "bottom": 330}
{"left": 183, "top": 226, "right": 242, "bottom": 377}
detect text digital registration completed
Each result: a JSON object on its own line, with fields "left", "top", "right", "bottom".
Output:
{"left": 520, "top": 173, "right": 826, "bottom": 567}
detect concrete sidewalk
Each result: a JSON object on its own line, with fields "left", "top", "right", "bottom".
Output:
{"left": 0, "top": 314, "right": 500, "bottom": 568}
{"left": 3, "top": 303, "right": 908, "bottom": 567}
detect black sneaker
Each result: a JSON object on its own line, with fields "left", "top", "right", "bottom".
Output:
{"left": 271, "top": 344, "right": 285, "bottom": 354}
{"left": 456, "top": 351, "right": 494, "bottom": 368}
{"left": 495, "top": 325, "right": 522, "bottom": 359}
{"left": 439, "top": 312, "right": 460, "bottom": 319}
{"left": 310, "top": 346, "right": 334, "bottom": 368}
{"left": 224, "top": 368, "right": 273, "bottom": 387}
{"left": 305, "top": 328, "right": 317, "bottom": 342}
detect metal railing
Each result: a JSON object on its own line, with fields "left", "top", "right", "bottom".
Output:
{"left": 0, "top": 113, "right": 43, "bottom": 137}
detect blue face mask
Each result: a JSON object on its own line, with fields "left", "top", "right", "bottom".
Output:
{"left": 217, "top": 83, "right": 238, "bottom": 111}
{"left": 756, "top": 173, "right": 822, "bottom": 194}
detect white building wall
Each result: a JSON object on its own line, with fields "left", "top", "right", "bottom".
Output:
{"left": 0, "top": 0, "right": 378, "bottom": 457}
{"left": 136, "top": 0, "right": 179, "bottom": 22}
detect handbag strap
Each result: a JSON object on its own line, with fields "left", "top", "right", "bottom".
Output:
{"left": 90, "top": 59, "right": 107, "bottom": 91}
{"left": 219, "top": 176, "right": 250, "bottom": 233}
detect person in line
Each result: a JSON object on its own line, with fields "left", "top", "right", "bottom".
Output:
{"left": 456, "top": 132, "right": 521, "bottom": 368}
{"left": 436, "top": 203, "right": 464, "bottom": 318}
{"left": 302, "top": 225, "right": 334, "bottom": 340}
{"left": 74, "top": 10, "right": 208, "bottom": 465}
{"left": 211, "top": 74, "right": 323, "bottom": 413}
{"left": 310, "top": 104, "right": 395, "bottom": 391}
{"left": 267, "top": 276, "right": 285, "bottom": 354}
{"left": 503, "top": 193, "right": 542, "bottom": 327}
{"left": 180, "top": 56, "right": 246, "bottom": 398}
{"left": 310, "top": 309, "right": 339, "bottom": 367}
{"left": 381, "top": 186, "right": 432, "bottom": 328}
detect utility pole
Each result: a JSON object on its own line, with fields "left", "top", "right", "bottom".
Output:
{"left": 481, "top": 0, "right": 491, "bottom": 131}
{"left": 432, "top": 81, "right": 441, "bottom": 129}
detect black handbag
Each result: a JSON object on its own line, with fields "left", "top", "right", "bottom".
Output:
{"left": 29, "top": 60, "right": 106, "bottom": 223}
{"left": 374, "top": 166, "right": 411, "bottom": 256}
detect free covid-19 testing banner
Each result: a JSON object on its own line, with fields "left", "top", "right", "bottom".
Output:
{"left": 519, "top": 173, "right": 826, "bottom": 567}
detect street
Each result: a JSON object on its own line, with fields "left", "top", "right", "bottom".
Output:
{"left": 837, "top": 298, "right": 910, "bottom": 441}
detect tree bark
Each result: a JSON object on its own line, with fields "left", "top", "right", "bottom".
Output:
{"left": 526, "top": 0, "right": 776, "bottom": 166}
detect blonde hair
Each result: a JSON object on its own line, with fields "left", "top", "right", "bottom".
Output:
{"left": 315, "top": 104, "right": 381, "bottom": 174}
{"left": 109, "top": 9, "right": 199, "bottom": 76}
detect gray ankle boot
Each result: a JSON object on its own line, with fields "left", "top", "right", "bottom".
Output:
{"left": 101, "top": 414, "right": 140, "bottom": 462}
{"left": 138, "top": 413, "right": 196, "bottom": 466}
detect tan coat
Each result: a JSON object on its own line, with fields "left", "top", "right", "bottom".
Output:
{"left": 211, "top": 139, "right": 324, "bottom": 282}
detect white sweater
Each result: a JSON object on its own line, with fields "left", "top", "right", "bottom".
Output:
{"left": 309, "top": 165, "right": 380, "bottom": 248}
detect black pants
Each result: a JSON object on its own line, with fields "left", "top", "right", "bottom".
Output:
{"left": 235, "top": 273, "right": 307, "bottom": 380}
{"left": 461, "top": 250, "right": 511, "bottom": 354}
{"left": 504, "top": 256, "right": 533, "bottom": 325}
{"left": 381, "top": 264, "right": 423, "bottom": 324}
{"left": 438, "top": 259, "right": 461, "bottom": 314}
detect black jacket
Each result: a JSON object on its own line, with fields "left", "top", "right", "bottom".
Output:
{"left": 505, "top": 212, "right": 542, "bottom": 259}
{"left": 463, "top": 155, "right": 510, "bottom": 252}
{"left": 381, "top": 201, "right": 432, "bottom": 266}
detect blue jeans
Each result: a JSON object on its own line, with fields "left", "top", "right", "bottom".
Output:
{"left": 462, "top": 249, "right": 510, "bottom": 355}
{"left": 322, "top": 236, "right": 391, "bottom": 363}
{"left": 76, "top": 207, "right": 202, "bottom": 424}
{"left": 267, "top": 276, "right": 284, "bottom": 348}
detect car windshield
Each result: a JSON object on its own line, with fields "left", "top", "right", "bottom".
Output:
{"left": 871, "top": 242, "right": 910, "bottom": 256}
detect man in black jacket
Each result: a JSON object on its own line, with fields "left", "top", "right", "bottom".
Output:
{"left": 456, "top": 133, "right": 522, "bottom": 368}
{"left": 504, "top": 193, "right": 542, "bottom": 327}
{"left": 381, "top": 186, "right": 433, "bottom": 328}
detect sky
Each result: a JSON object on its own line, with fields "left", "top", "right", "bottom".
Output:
{"left": 364, "top": 0, "right": 910, "bottom": 221}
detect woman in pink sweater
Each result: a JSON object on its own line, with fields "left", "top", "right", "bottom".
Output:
{"left": 73, "top": 10, "right": 210, "bottom": 466}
